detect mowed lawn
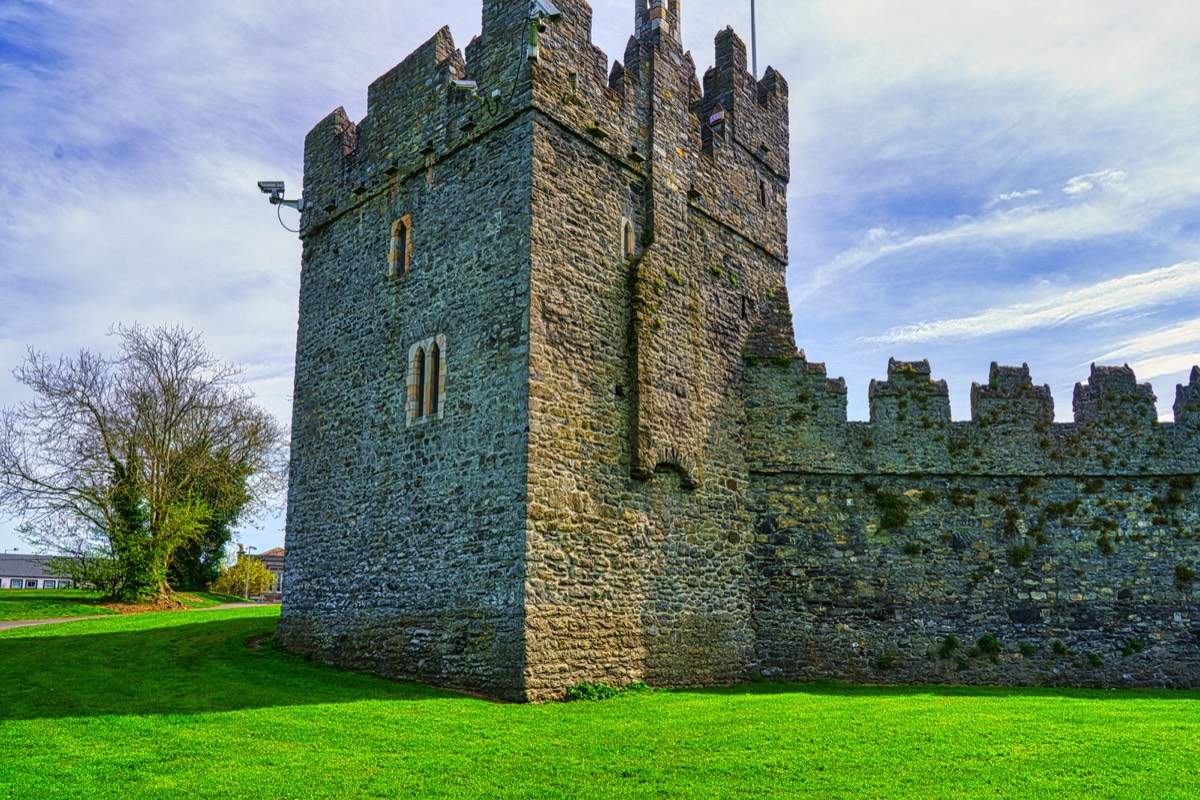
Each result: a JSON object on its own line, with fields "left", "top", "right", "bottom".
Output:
{"left": 0, "top": 589, "right": 120, "bottom": 621}
{"left": 1, "top": 607, "right": 1198, "bottom": 799}
{"left": 0, "top": 589, "right": 245, "bottom": 621}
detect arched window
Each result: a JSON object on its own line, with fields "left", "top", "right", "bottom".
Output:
{"left": 428, "top": 341, "right": 441, "bottom": 416}
{"left": 413, "top": 346, "right": 426, "bottom": 419}
{"left": 388, "top": 214, "right": 412, "bottom": 278}
{"left": 621, "top": 218, "right": 635, "bottom": 261}
{"left": 407, "top": 335, "right": 447, "bottom": 427}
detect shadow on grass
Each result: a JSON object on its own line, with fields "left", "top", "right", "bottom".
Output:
{"left": 0, "top": 614, "right": 461, "bottom": 721}
{"left": 5, "top": 608, "right": 1196, "bottom": 722}
{"left": 662, "top": 678, "right": 1200, "bottom": 703}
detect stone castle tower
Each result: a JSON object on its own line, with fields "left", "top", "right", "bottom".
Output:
{"left": 280, "top": 0, "right": 1200, "bottom": 700}
{"left": 279, "top": 0, "right": 793, "bottom": 701}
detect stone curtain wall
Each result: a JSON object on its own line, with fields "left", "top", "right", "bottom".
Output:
{"left": 746, "top": 357, "right": 1200, "bottom": 688}
{"left": 279, "top": 10, "right": 539, "bottom": 699}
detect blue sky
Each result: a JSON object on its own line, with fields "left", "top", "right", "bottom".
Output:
{"left": 0, "top": 0, "right": 1197, "bottom": 555}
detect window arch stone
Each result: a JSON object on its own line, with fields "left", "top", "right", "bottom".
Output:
{"left": 406, "top": 334, "right": 447, "bottom": 427}
{"left": 621, "top": 217, "right": 635, "bottom": 261}
{"left": 388, "top": 214, "right": 413, "bottom": 279}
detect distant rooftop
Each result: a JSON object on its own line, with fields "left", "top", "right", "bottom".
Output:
{"left": 0, "top": 553, "right": 71, "bottom": 578}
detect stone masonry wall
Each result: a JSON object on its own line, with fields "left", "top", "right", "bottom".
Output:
{"left": 279, "top": 15, "right": 538, "bottom": 700}
{"left": 518, "top": 0, "right": 791, "bottom": 699}
{"left": 746, "top": 356, "right": 1200, "bottom": 688}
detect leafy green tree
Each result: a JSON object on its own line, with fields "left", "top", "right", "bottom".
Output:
{"left": 1, "top": 324, "right": 287, "bottom": 601}
{"left": 167, "top": 459, "right": 252, "bottom": 590}
{"left": 210, "top": 553, "right": 276, "bottom": 597}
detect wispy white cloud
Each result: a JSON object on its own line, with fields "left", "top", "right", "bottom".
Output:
{"left": 795, "top": 157, "right": 1199, "bottom": 304}
{"left": 986, "top": 188, "right": 1041, "bottom": 208}
{"left": 862, "top": 262, "right": 1200, "bottom": 345}
{"left": 1063, "top": 169, "right": 1126, "bottom": 197}
{"left": 1088, "top": 319, "right": 1200, "bottom": 381}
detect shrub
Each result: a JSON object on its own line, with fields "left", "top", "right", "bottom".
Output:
{"left": 565, "top": 682, "right": 621, "bottom": 702}
{"left": 210, "top": 556, "right": 276, "bottom": 597}
{"left": 1122, "top": 639, "right": 1144, "bottom": 657}
{"left": 1018, "top": 642, "right": 1037, "bottom": 658}
{"left": 977, "top": 634, "right": 1002, "bottom": 655}
{"left": 876, "top": 492, "right": 909, "bottom": 531}
{"left": 565, "top": 681, "right": 652, "bottom": 702}
{"left": 937, "top": 635, "right": 959, "bottom": 659}
{"left": 1175, "top": 564, "right": 1195, "bottom": 590}
{"left": 1009, "top": 543, "right": 1033, "bottom": 566}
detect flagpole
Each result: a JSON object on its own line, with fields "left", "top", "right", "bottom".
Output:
{"left": 751, "top": 0, "right": 758, "bottom": 78}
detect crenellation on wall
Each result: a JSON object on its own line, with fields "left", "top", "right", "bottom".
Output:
{"left": 971, "top": 362, "right": 1054, "bottom": 429}
{"left": 1175, "top": 366, "right": 1200, "bottom": 428}
{"left": 868, "top": 358, "right": 952, "bottom": 426}
{"left": 1073, "top": 363, "right": 1158, "bottom": 428}
{"left": 749, "top": 354, "right": 1200, "bottom": 474}
{"left": 744, "top": 351, "right": 847, "bottom": 427}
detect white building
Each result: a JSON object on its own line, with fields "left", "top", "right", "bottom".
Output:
{"left": 0, "top": 554, "right": 73, "bottom": 589}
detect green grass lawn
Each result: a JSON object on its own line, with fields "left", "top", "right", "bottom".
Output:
{"left": 172, "top": 590, "right": 249, "bottom": 608}
{"left": 2, "top": 607, "right": 1198, "bottom": 799}
{"left": 0, "top": 589, "right": 248, "bottom": 621}
{"left": 0, "top": 589, "right": 119, "bottom": 621}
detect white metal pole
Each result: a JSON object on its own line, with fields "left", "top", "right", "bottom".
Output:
{"left": 751, "top": 0, "right": 758, "bottom": 78}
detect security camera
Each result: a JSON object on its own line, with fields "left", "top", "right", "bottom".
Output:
{"left": 256, "top": 180, "right": 304, "bottom": 212}
{"left": 451, "top": 79, "right": 478, "bottom": 92}
{"left": 530, "top": 0, "right": 561, "bottom": 22}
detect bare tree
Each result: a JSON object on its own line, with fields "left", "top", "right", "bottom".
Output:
{"left": 0, "top": 324, "right": 288, "bottom": 601}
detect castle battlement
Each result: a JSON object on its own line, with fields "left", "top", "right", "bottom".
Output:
{"left": 746, "top": 354, "right": 1200, "bottom": 478}
{"left": 970, "top": 362, "right": 1055, "bottom": 429}
{"left": 299, "top": 0, "right": 788, "bottom": 264}
{"left": 1072, "top": 363, "right": 1158, "bottom": 428}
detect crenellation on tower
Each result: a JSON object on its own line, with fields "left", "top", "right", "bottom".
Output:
{"left": 701, "top": 27, "right": 789, "bottom": 180}
{"left": 634, "top": 0, "right": 681, "bottom": 44}
{"left": 300, "top": 107, "right": 356, "bottom": 224}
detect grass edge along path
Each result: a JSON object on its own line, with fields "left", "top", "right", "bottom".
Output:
{"left": 1, "top": 606, "right": 1198, "bottom": 799}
